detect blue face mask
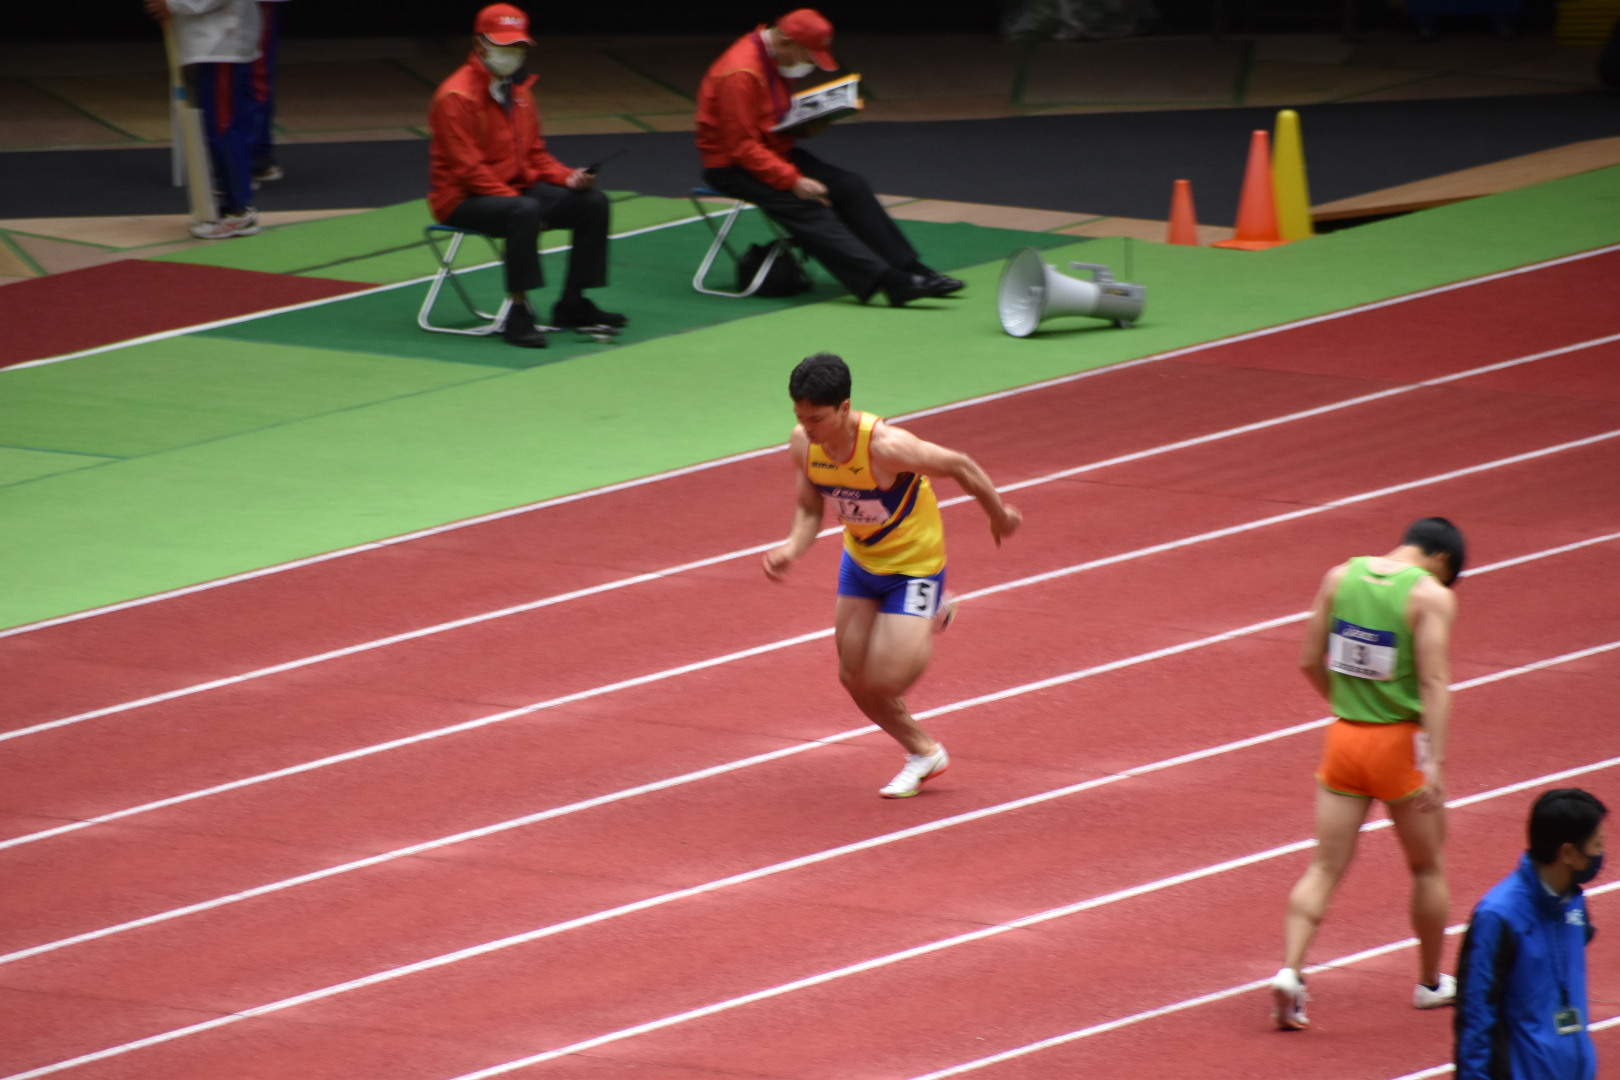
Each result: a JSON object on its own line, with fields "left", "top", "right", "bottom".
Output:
{"left": 1573, "top": 851, "right": 1604, "bottom": 886}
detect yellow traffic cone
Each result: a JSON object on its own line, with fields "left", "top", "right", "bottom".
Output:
{"left": 1272, "top": 109, "right": 1314, "bottom": 242}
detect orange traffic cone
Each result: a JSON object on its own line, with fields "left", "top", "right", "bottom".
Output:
{"left": 1213, "top": 130, "right": 1291, "bottom": 251}
{"left": 1167, "top": 179, "right": 1200, "bottom": 245}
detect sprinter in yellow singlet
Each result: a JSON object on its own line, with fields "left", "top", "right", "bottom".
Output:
{"left": 763, "top": 353, "right": 1022, "bottom": 798}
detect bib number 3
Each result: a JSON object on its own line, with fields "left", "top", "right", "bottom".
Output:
{"left": 903, "top": 578, "right": 940, "bottom": 618}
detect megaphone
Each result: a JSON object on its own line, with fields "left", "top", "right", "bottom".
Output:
{"left": 997, "top": 248, "right": 1147, "bottom": 337}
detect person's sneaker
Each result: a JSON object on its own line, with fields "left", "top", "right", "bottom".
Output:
{"left": 551, "top": 294, "right": 627, "bottom": 329}
{"left": 254, "top": 162, "right": 284, "bottom": 182}
{"left": 501, "top": 301, "right": 549, "bottom": 348}
{"left": 189, "top": 209, "right": 260, "bottom": 240}
{"left": 879, "top": 746, "right": 950, "bottom": 798}
{"left": 1271, "top": 968, "right": 1309, "bottom": 1030}
{"left": 1413, "top": 974, "right": 1456, "bottom": 1009}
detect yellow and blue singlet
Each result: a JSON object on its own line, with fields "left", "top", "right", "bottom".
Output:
{"left": 807, "top": 412, "right": 947, "bottom": 577}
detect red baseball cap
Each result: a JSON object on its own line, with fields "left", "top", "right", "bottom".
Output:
{"left": 475, "top": 3, "right": 534, "bottom": 46}
{"left": 777, "top": 9, "right": 838, "bottom": 71}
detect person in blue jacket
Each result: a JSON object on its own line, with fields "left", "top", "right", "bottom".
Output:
{"left": 1455, "top": 788, "right": 1607, "bottom": 1080}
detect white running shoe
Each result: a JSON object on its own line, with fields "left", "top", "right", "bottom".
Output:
{"left": 1271, "top": 967, "right": 1309, "bottom": 1030}
{"left": 880, "top": 746, "right": 950, "bottom": 798}
{"left": 189, "top": 209, "right": 260, "bottom": 240}
{"left": 1413, "top": 973, "right": 1457, "bottom": 1009}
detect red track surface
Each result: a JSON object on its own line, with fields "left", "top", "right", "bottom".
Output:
{"left": 2, "top": 250, "right": 1619, "bottom": 1080}
{"left": 0, "top": 261, "right": 371, "bottom": 369}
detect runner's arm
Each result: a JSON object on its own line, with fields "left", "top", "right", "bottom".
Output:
{"left": 1409, "top": 578, "right": 1457, "bottom": 808}
{"left": 1298, "top": 564, "right": 1346, "bottom": 702}
{"left": 763, "top": 428, "right": 825, "bottom": 581}
{"left": 871, "top": 425, "right": 1021, "bottom": 545}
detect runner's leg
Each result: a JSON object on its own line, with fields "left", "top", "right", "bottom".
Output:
{"left": 1386, "top": 796, "right": 1449, "bottom": 986}
{"left": 835, "top": 596, "right": 938, "bottom": 756}
{"left": 1284, "top": 787, "right": 1372, "bottom": 972}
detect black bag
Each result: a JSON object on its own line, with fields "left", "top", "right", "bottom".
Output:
{"left": 737, "top": 240, "right": 811, "bottom": 297}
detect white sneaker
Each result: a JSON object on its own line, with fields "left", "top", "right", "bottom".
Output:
{"left": 189, "top": 209, "right": 260, "bottom": 240}
{"left": 880, "top": 746, "right": 950, "bottom": 798}
{"left": 1271, "top": 968, "right": 1309, "bottom": 1030}
{"left": 1413, "top": 973, "right": 1456, "bottom": 1009}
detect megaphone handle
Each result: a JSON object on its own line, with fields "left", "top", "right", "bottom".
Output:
{"left": 1068, "top": 262, "right": 1115, "bottom": 283}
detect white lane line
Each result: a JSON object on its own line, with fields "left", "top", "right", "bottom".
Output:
{"left": 15, "top": 328, "right": 1614, "bottom": 743}
{"left": 4, "top": 619, "right": 1613, "bottom": 974}
{"left": 917, "top": 881, "right": 1620, "bottom": 1080}
{"left": 5, "top": 243, "right": 1615, "bottom": 640}
{"left": 0, "top": 209, "right": 735, "bottom": 373}
{"left": 436, "top": 771, "right": 1620, "bottom": 1080}
{"left": 1386, "top": 1015, "right": 1620, "bottom": 1080}
{"left": 8, "top": 675, "right": 1617, "bottom": 1080}
{"left": 1, "top": 436, "right": 1613, "bottom": 854}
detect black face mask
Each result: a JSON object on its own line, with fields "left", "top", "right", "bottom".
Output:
{"left": 1572, "top": 851, "right": 1605, "bottom": 886}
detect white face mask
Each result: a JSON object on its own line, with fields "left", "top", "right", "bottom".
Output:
{"left": 777, "top": 60, "right": 815, "bottom": 79}
{"left": 482, "top": 45, "right": 525, "bottom": 78}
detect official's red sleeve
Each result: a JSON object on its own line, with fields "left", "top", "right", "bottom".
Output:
{"left": 525, "top": 121, "right": 577, "bottom": 188}
{"left": 430, "top": 92, "right": 520, "bottom": 199}
{"left": 710, "top": 71, "right": 801, "bottom": 190}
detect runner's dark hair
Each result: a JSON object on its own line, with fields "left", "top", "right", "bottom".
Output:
{"left": 1403, "top": 517, "right": 1466, "bottom": 583}
{"left": 1528, "top": 788, "right": 1608, "bottom": 865}
{"left": 789, "top": 353, "right": 851, "bottom": 406}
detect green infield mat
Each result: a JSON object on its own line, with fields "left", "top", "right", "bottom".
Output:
{"left": 1, "top": 166, "right": 1617, "bottom": 629}
{"left": 198, "top": 216, "right": 1077, "bottom": 368}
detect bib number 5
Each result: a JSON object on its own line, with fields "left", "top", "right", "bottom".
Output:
{"left": 903, "top": 578, "right": 940, "bottom": 618}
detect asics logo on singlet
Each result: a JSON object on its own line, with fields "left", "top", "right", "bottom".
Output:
{"left": 1339, "top": 625, "right": 1384, "bottom": 643}
{"left": 1568, "top": 909, "right": 1587, "bottom": 926}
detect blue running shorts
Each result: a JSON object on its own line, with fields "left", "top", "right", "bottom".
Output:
{"left": 837, "top": 550, "right": 947, "bottom": 618}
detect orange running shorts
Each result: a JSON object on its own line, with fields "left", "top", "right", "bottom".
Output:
{"left": 1316, "top": 718, "right": 1428, "bottom": 802}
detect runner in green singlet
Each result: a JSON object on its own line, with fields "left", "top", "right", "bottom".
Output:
{"left": 1272, "top": 517, "right": 1465, "bottom": 1030}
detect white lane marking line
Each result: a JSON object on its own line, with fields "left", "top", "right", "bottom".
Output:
{"left": 435, "top": 769, "right": 1620, "bottom": 1080}
{"left": 0, "top": 209, "right": 736, "bottom": 373}
{"left": 6, "top": 245, "right": 1615, "bottom": 640}
{"left": 5, "top": 621, "right": 1612, "bottom": 974}
{"left": 9, "top": 699, "right": 1618, "bottom": 1080}
{"left": 914, "top": 881, "right": 1620, "bottom": 1080}
{"left": 1, "top": 435, "right": 1613, "bottom": 853}
{"left": 1386, "top": 1013, "right": 1620, "bottom": 1080}
{"left": 17, "top": 329, "right": 1613, "bottom": 742}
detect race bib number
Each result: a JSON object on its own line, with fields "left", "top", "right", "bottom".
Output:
{"left": 903, "top": 578, "right": 941, "bottom": 618}
{"left": 833, "top": 495, "right": 890, "bottom": 527}
{"left": 1328, "top": 618, "right": 1397, "bottom": 681}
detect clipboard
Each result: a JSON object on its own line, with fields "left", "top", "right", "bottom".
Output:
{"left": 772, "top": 74, "right": 864, "bottom": 133}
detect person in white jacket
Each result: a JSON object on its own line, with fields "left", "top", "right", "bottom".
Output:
{"left": 146, "top": 0, "right": 263, "bottom": 238}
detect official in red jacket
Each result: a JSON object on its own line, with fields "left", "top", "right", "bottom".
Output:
{"left": 695, "top": 9, "right": 962, "bottom": 306}
{"left": 429, "top": 4, "right": 624, "bottom": 347}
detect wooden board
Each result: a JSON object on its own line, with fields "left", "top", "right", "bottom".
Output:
{"left": 1312, "top": 135, "right": 1620, "bottom": 221}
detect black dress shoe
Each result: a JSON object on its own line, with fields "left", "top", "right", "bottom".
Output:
{"left": 502, "top": 302, "right": 549, "bottom": 348}
{"left": 884, "top": 273, "right": 959, "bottom": 307}
{"left": 552, "top": 294, "right": 628, "bottom": 329}
{"left": 923, "top": 272, "right": 966, "bottom": 295}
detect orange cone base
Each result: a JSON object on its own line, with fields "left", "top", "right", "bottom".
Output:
{"left": 1211, "top": 238, "right": 1293, "bottom": 250}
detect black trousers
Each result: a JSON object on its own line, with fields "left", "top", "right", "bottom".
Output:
{"left": 703, "top": 149, "right": 920, "bottom": 300}
{"left": 444, "top": 183, "right": 609, "bottom": 294}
